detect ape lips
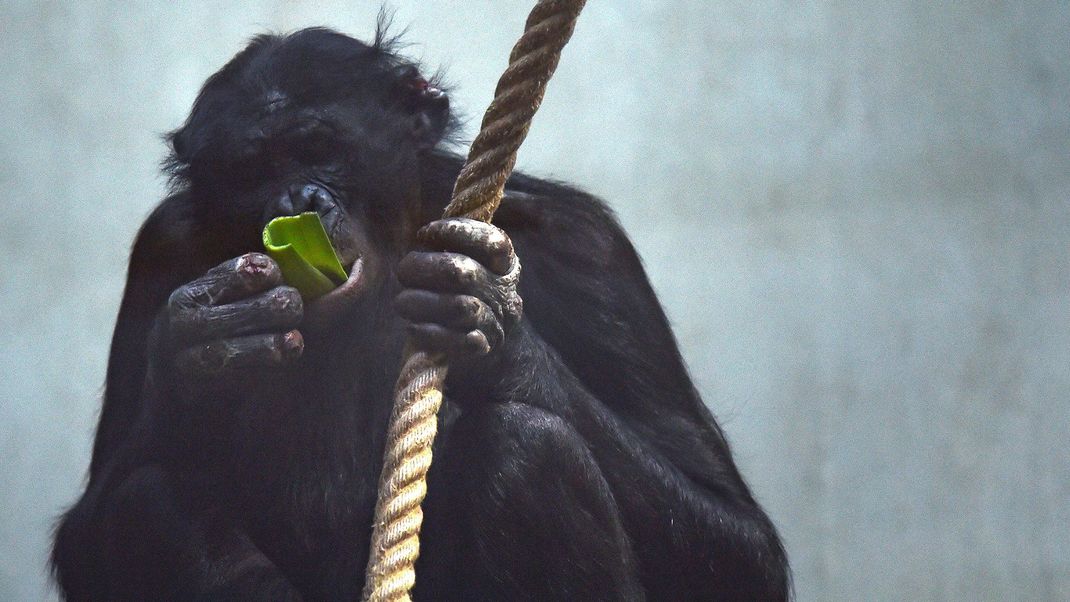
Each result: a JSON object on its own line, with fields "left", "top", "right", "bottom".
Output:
{"left": 262, "top": 211, "right": 349, "bottom": 300}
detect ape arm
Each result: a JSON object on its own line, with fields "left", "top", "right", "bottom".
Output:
{"left": 90, "top": 192, "right": 296, "bottom": 476}
{"left": 58, "top": 193, "right": 306, "bottom": 600}
{"left": 90, "top": 192, "right": 206, "bottom": 478}
{"left": 492, "top": 185, "right": 790, "bottom": 599}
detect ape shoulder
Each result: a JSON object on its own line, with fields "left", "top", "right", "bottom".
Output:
{"left": 496, "top": 175, "right": 626, "bottom": 270}
{"left": 492, "top": 175, "right": 737, "bottom": 488}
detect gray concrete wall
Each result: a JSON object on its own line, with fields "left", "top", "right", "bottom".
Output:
{"left": 1, "top": 2, "right": 1067, "bottom": 600}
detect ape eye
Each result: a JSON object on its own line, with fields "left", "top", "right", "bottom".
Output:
{"left": 224, "top": 151, "right": 277, "bottom": 188}
{"left": 294, "top": 141, "right": 333, "bottom": 166}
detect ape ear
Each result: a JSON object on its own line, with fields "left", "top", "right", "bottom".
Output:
{"left": 402, "top": 76, "right": 451, "bottom": 149}
{"left": 162, "top": 126, "right": 194, "bottom": 183}
{"left": 168, "top": 127, "right": 191, "bottom": 163}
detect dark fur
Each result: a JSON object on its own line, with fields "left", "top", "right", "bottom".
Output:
{"left": 52, "top": 27, "right": 789, "bottom": 601}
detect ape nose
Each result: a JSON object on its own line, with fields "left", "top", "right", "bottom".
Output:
{"left": 264, "top": 183, "right": 337, "bottom": 223}
{"left": 292, "top": 183, "right": 336, "bottom": 214}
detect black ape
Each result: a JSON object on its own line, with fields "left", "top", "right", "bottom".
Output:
{"left": 53, "top": 27, "right": 789, "bottom": 601}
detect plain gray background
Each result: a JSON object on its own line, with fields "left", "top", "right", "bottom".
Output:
{"left": 1, "top": 1, "right": 1067, "bottom": 600}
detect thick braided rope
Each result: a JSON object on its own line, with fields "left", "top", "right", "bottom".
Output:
{"left": 361, "top": 2, "right": 587, "bottom": 601}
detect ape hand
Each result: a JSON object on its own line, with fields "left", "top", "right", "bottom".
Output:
{"left": 166, "top": 253, "right": 304, "bottom": 376}
{"left": 396, "top": 218, "right": 522, "bottom": 359}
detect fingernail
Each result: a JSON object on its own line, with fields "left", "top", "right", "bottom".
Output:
{"left": 282, "top": 330, "right": 304, "bottom": 359}
{"left": 238, "top": 253, "right": 270, "bottom": 277}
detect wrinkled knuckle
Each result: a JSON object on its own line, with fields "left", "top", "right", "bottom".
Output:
{"left": 508, "top": 294, "right": 524, "bottom": 321}
{"left": 450, "top": 217, "right": 480, "bottom": 230}
{"left": 416, "top": 222, "right": 437, "bottom": 242}
{"left": 167, "top": 301, "right": 205, "bottom": 339}
{"left": 473, "top": 300, "right": 493, "bottom": 322}
{"left": 491, "top": 290, "right": 522, "bottom": 330}
{"left": 450, "top": 258, "right": 480, "bottom": 285}
{"left": 451, "top": 217, "right": 483, "bottom": 235}
{"left": 488, "top": 249, "right": 516, "bottom": 275}
{"left": 181, "top": 342, "right": 228, "bottom": 375}
{"left": 506, "top": 252, "right": 521, "bottom": 274}
{"left": 455, "top": 295, "right": 480, "bottom": 315}
{"left": 272, "top": 286, "right": 303, "bottom": 312}
{"left": 427, "top": 218, "right": 460, "bottom": 237}
{"left": 486, "top": 228, "right": 511, "bottom": 252}
{"left": 166, "top": 286, "right": 190, "bottom": 312}
{"left": 434, "top": 220, "right": 468, "bottom": 249}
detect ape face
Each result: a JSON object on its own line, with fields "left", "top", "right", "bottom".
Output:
{"left": 165, "top": 28, "right": 451, "bottom": 316}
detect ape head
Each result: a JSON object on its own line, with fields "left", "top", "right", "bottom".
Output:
{"left": 164, "top": 27, "right": 454, "bottom": 317}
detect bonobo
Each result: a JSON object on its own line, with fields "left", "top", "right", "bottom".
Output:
{"left": 52, "top": 27, "right": 789, "bottom": 601}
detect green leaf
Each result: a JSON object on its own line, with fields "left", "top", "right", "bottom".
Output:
{"left": 262, "top": 212, "right": 349, "bottom": 300}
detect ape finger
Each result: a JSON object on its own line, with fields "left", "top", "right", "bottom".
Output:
{"left": 407, "top": 323, "right": 491, "bottom": 357}
{"left": 170, "top": 286, "right": 303, "bottom": 343}
{"left": 396, "top": 290, "right": 504, "bottom": 349}
{"left": 397, "top": 251, "right": 488, "bottom": 295}
{"left": 417, "top": 218, "right": 515, "bottom": 276}
{"left": 174, "top": 330, "right": 304, "bottom": 376}
{"left": 169, "top": 253, "right": 283, "bottom": 311}
{"left": 394, "top": 290, "right": 504, "bottom": 348}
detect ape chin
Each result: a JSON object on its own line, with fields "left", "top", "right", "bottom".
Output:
{"left": 52, "top": 26, "right": 789, "bottom": 601}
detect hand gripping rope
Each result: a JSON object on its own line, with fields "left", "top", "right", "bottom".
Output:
{"left": 361, "top": 2, "right": 587, "bottom": 600}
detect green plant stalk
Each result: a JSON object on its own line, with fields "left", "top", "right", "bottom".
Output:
{"left": 263, "top": 212, "right": 349, "bottom": 300}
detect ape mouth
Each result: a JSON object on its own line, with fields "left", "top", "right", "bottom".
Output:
{"left": 263, "top": 182, "right": 374, "bottom": 318}
{"left": 306, "top": 256, "right": 368, "bottom": 318}
{"left": 320, "top": 219, "right": 368, "bottom": 300}
{"left": 302, "top": 200, "right": 375, "bottom": 318}
{"left": 324, "top": 256, "right": 365, "bottom": 300}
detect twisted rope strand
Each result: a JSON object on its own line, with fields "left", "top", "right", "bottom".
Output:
{"left": 362, "top": 2, "right": 586, "bottom": 601}
{"left": 445, "top": 0, "right": 586, "bottom": 222}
